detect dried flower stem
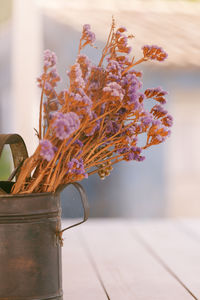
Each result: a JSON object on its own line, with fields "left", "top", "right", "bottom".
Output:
{"left": 12, "top": 19, "right": 172, "bottom": 194}
{"left": 98, "top": 18, "right": 115, "bottom": 67}
{"left": 39, "top": 80, "right": 45, "bottom": 139}
{"left": 87, "top": 157, "right": 123, "bottom": 176}
{"left": 122, "top": 57, "right": 146, "bottom": 75}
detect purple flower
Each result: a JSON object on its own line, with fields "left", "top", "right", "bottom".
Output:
{"left": 67, "top": 158, "right": 88, "bottom": 178}
{"left": 116, "top": 55, "right": 130, "bottom": 67}
{"left": 44, "top": 82, "right": 53, "bottom": 92}
{"left": 43, "top": 49, "right": 57, "bottom": 68}
{"left": 88, "top": 32, "right": 96, "bottom": 43}
{"left": 127, "top": 147, "right": 145, "bottom": 161}
{"left": 89, "top": 81, "right": 100, "bottom": 91}
{"left": 126, "top": 125, "right": 137, "bottom": 135}
{"left": 77, "top": 88, "right": 93, "bottom": 106}
{"left": 106, "top": 120, "right": 120, "bottom": 134}
{"left": 117, "top": 26, "right": 127, "bottom": 32}
{"left": 145, "top": 87, "right": 168, "bottom": 104}
{"left": 85, "top": 126, "right": 97, "bottom": 137}
{"left": 154, "top": 129, "right": 171, "bottom": 144}
{"left": 107, "top": 60, "right": 122, "bottom": 73}
{"left": 83, "top": 24, "right": 91, "bottom": 31}
{"left": 50, "top": 67, "right": 60, "bottom": 83}
{"left": 83, "top": 24, "right": 96, "bottom": 43}
{"left": 76, "top": 54, "right": 92, "bottom": 81}
{"left": 142, "top": 45, "right": 168, "bottom": 62}
{"left": 141, "top": 116, "right": 153, "bottom": 126}
{"left": 106, "top": 60, "right": 122, "bottom": 82}
{"left": 122, "top": 72, "right": 142, "bottom": 109}
{"left": 152, "top": 104, "right": 168, "bottom": 116}
{"left": 117, "top": 145, "right": 145, "bottom": 162}
{"left": 103, "top": 82, "right": 124, "bottom": 101}
{"left": 155, "top": 135, "right": 166, "bottom": 143}
{"left": 75, "top": 139, "right": 83, "bottom": 147}
{"left": 72, "top": 89, "right": 93, "bottom": 118}
{"left": 155, "top": 87, "right": 168, "bottom": 96}
{"left": 137, "top": 111, "right": 150, "bottom": 126}
{"left": 152, "top": 119, "right": 162, "bottom": 128}
{"left": 67, "top": 63, "right": 85, "bottom": 88}
{"left": 107, "top": 74, "right": 119, "bottom": 81}
{"left": 85, "top": 113, "right": 100, "bottom": 136}
{"left": 162, "top": 114, "right": 173, "bottom": 127}
{"left": 53, "top": 112, "right": 80, "bottom": 140}
{"left": 125, "top": 131, "right": 138, "bottom": 145}
{"left": 128, "top": 91, "right": 139, "bottom": 107}
{"left": 40, "top": 139, "right": 56, "bottom": 161}
{"left": 117, "top": 147, "right": 130, "bottom": 154}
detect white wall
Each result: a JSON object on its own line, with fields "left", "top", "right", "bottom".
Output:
{"left": 166, "top": 89, "right": 200, "bottom": 216}
{"left": 11, "top": 0, "right": 42, "bottom": 155}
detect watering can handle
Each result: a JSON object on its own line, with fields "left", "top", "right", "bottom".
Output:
{"left": 55, "top": 182, "right": 89, "bottom": 240}
{"left": 0, "top": 134, "right": 28, "bottom": 180}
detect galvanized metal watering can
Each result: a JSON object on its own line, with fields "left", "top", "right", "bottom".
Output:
{"left": 0, "top": 134, "right": 89, "bottom": 299}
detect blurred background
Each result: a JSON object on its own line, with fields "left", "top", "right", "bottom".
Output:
{"left": 0, "top": 0, "right": 200, "bottom": 218}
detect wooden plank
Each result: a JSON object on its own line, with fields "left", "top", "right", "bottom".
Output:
{"left": 130, "top": 220, "right": 200, "bottom": 299}
{"left": 62, "top": 220, "right": 108, "bottom": 300}
{"left": 179, "top": 219, "right": 200, "bottom": 241}
{"left": 80, "top": 220, "right": 193, "bottom": 300}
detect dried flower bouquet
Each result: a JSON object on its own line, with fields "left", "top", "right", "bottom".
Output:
{"left": 12, "top": 19, "right": 173, "bottom": 194}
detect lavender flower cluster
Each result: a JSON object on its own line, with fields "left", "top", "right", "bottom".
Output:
{"left": 43, "top": 49, "right": 57, "bottom": 68}
{"left": 83, "top": 24, "right": 96, "bottom": 44}
{"left": 40, "top": 139, "right": 56, "bottom": 161}
{"left": 52, "top": 112, "right": 80, "bottom": 140}
{"left": 68, "top": 158, "right": 88, "bottom": 178}
{"left": 142, "top": 45, "right": 168, "bottom": 62}
{"left": 36, "top": 21, "right": 173, "bottom": 186}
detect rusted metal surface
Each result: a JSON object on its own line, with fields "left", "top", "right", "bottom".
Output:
{"left": 0, "top": 186, "right": 62, "bottom": 299}
{"left": 0, "top": 183, "right": 63, "bottom": 299}
{"left": 0, "top": 134, "right": 89, "bottom": 299}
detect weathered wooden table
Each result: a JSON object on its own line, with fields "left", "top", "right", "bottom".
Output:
{"left": 62, "top": 219, "right": 200, "bottom": 300}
